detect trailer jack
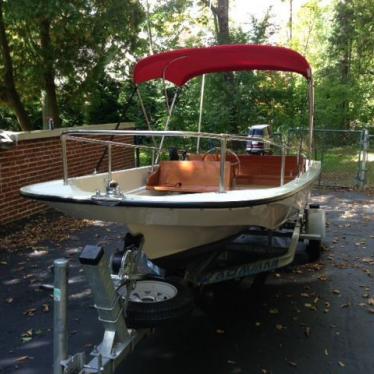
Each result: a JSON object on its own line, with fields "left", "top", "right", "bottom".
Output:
{"left": 53, "top": 245, "right": 151, "bottom": 374}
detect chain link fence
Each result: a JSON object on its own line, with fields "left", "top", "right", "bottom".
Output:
{"left": 286, "top": 128, "right": 372, "bottom": 189}
{"left": 367, "top": 135, "right": 374, "bottom": 188}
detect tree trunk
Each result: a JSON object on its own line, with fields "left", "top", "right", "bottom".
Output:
{"left": 339, "top": 10, "right": 353, "bottom": 129}
{"left": 0, "top": 0, "right": 31, "bottom": 131}
{"left": 216, "top": 0, "right": 230, "bottom": 44}
{"left": 39, "top": 18, "right": 60, "bottom": 128}
{"left": 205, "top": 0, "right": 230, "bottom": 44}
{"left": 289, "top": 0, "right": 293, "bottom": 43}
{"left": 203, "top": 0, "right": 237, "bottom": 132}
{"left": 341, "top": 42, "right": 351, "bottom": 128}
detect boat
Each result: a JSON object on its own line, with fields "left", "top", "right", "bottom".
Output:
{"left": 21, "top": 44, "right": 321, "bottom": 269}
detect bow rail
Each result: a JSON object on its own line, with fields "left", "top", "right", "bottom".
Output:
{"left": 61, "top": 129, "right": 306, "bottom": 192}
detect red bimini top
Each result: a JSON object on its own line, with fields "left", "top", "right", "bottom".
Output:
{"left": 134, "top": 44, "right": 312, "bottom": 86}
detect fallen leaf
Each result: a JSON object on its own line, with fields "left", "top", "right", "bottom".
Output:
{"left": 276, "top": 324, "right": 285, "bottom": 331}
{"left": 42, "top": 304, "right": 49, "bottom": 312}
{"left": 304, "top": 303, "right": 317, "bottom": 311}
{"left": 5, "top": 297, "right": 13, "bottom": 304}
{"left": 361, "top": 257, "right": 374, "bottom": 265}
{"left": 324, "top": 349, "right": 328, "bottom": 356}
{"left": 338, "top": 361, "right": 345, "bottom": 367}
{"left": 216, "top": 329, "right": 225, "bottom": 334}
{"left": 21, "top": 329, "right": 33, "bottom": 338}
{"left": 15, "top": 356, "right": 33, "bottom": 362}
{"left": 367, "top": 298, "right": 374, "bottom": 306}
{"left": 23, "top": 308, "right": 37, "bottom": 316}
{"left": 340, "top": 303, "right": 350, "bottom": 308}
{"left": 286, "top": 360, "right": 297, "bottom": 367}
{"left": 304, "top": 327, "right": 311, "bottom": 337}
{"left": 332, "top": 289, "right": 341, "bottom": 295}
{"left": 269, "top": 308, "right": 279, "bottom": 315}
{"left": 0, "top": 215, "right": 91, "bottom": 252}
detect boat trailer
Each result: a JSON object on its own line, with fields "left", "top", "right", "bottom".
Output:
{"left": 52, "top": 206, "right": 325, "bottom": 374}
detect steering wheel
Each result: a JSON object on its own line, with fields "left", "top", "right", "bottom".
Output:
{"left": 201, "top": 147, "right": 241, "bottom": 177}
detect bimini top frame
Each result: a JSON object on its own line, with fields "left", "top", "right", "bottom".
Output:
{"left": 133, "top": 44, "right": 315, "bottom": 159}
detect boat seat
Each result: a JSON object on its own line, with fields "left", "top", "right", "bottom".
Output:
{"left": 146, "top": 160, "right": 233, "bottom": 193}
{"left": 236, "top": 155, "right": 305, "bottom": 186}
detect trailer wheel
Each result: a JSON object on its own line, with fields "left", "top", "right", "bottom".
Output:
{"left": 123, "top": 278, "right": 194, "bottom": 328}
{"left": 306, "top": 239, "right": 321, "bottom": 262}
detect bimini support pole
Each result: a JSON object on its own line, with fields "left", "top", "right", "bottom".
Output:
{"left": 219, "top": 136, "right": 227, "bottom": 193}
{"left": 308, "top": 76, "right": 315, "bottom": 161}
{"left": 136, "top": 87, "right": 157, "bottom": 148}
{"left": 280, "top": 144, "right": 286, "bottom": 186}
{"left": 155, "top": 89, "right": 180, "bottom": 164}
{"left": 196, "top": 74, "right": 206, "bottom": 153}
{"left": 61, "top": 135, "right": 68, "bottom": 185}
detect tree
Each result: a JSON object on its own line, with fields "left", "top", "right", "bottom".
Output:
{"left": 203, "top": 0, "right": 230, "bottom": 44}
{"left": 0, "top": 0, "right": 144, "bottom": 130}
{"left": 0, "top": 0, "right": 31, "bottom": 131}
{"left": 39, "top": 15, "right": 60, "bottom": 127}
{"left": 317, "top": 0, "right": 374, "bottom": 128}
{"left": 281, "top": 0, "right": 293, "bottom": 44}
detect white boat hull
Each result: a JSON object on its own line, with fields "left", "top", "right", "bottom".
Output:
{"left": 21, "top": 161, "right": 320, "bottom": 260}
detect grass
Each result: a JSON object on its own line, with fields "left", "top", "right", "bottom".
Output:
{"left": 318, "top": 146, "right": 374, "bottom": 187}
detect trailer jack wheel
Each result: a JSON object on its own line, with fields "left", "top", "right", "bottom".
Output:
{"left": 121, "top": 277, "right": 194, "bottom": 328}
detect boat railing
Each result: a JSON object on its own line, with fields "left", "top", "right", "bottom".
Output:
{"left": 61, "top": 129, "right": 306, "bottom": 192}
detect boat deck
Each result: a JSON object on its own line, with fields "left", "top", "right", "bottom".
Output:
{"left": 146, "top": 155, "right": 304, "bottom": 194}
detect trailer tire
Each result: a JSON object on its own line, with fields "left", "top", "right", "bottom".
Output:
{"left": 124, "top": 277, "right": 194, "bottom": 328}
{"left": 306, "top": 240, "right": 321, "bottom": 262}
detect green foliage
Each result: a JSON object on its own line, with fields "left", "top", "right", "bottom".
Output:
{"left": 0, "top": 0, "right": 144, "bottom": 129}
{"left": 315, "top": 0, "right": 374, "bottom": 128}
{"left": 0, "top": 0, "right": 373, "bottom": 135}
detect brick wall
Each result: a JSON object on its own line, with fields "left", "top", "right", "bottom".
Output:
{"left": 0, "top": 123, "right": 135, "bottom": 225}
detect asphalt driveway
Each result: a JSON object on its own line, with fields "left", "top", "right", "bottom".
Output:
{"left": 0, "top": 189, "right": 373, "bottom": 374}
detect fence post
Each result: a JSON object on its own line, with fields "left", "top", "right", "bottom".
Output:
{"left": 357, "top": 129, "right": 369, "bottom": 190}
